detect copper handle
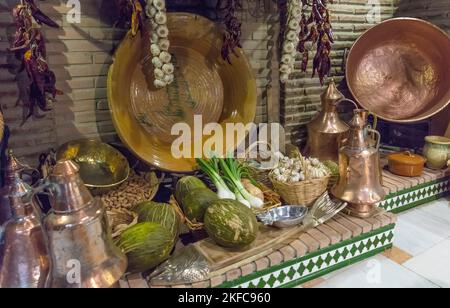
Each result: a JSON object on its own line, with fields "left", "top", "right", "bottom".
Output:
{"left": 368, "top": 129, "right": 381, "bottom": 150}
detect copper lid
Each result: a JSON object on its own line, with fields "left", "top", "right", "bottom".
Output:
{"left": 51, "top": 159, "right": 80, "bottom": 177}
{"left": 388, "top": 152, "right": 426, "bottom": 166}
{"left": 49, "top": 159, "right": 93, "bottom": 213}
{"left": 321, "top": 79, "right": 344, "bottom": 104}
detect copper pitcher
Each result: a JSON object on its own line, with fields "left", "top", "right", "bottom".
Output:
{"left": 331, "top": 109, "right": 386, "bottom": 218}
{"left": 0, "top": 151, "right": 50, "bottom": 288}
{"left": 44, "top": 159, "right": 127, "bottom": 288}
{"left": 306, "top": 80, "right": 349, "bottom": 162}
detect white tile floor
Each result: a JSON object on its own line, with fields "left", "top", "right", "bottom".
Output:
{"left": 314, "top": 198, "right": 450, "bottom": 288}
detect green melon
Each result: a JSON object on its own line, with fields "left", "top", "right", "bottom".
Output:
{"left": 133, "top": 201, "right": 180, "bottom": 240}
{"left": 116, "top": 222, "right": 174, "bottom": 273}
{"left": 204, "top": 199, "right": 259, "bottom": 249}
{"left": 175, "top": 176, "right": 207, "bottom": 204}
{"left": 182, "top": 188, "right": 219, "bottom": 223}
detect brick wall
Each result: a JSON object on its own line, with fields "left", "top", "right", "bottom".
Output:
{"left": 0, "top": 0, "right": 124, "bottom": 164}
{"left": 282, "top": 0, "right": 397, "bottom": 147}
{"left": 1, "top": 0, "right": 448, "bottom": 165}
{"left": 0, "top": 0, "right": 280, "bottom": 165}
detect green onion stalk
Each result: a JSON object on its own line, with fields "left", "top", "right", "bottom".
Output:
{"left": 219, "top": 157, "right": 264, "bottom": 209}
{"left": 196, "top": 157, "right": 235, "bottom": 200}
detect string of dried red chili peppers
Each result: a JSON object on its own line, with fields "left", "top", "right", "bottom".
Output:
{"left": 115, "top": 0, "right": 145, "bottom": 36}
{"left": 298, "top": 0, "right": 334, "bottom": 85}
{"left": 216, "top": 0, "right": 243, "bottom": 65}
{"left": 9, "top": 0, "right": 62, "bottom": 124}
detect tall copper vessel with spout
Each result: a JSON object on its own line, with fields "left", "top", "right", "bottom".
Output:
{"left": 0, "top": 151, "right": 50, "bottom": 288}
{"left": 44, "top": 159, "right": 127, "bottom": 288}
{"left": 306, "top": 80, "right": 349, "bottom": 162}
{"left": 331, "top": 110, "right": 386, "bottom": 218}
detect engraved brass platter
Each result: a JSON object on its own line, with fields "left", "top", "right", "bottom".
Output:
{"left": 107, "top": 13, "right": 257, "bottom": 172}
{"left": 56, "top": 139, "right": 130, "bottom": 195}
{"left": 346, "top": 18, "right": 450, "bottom": 123}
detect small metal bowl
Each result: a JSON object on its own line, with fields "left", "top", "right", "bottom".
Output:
{"left": 257, "top": 206, "right": 308, "bottom": 229}
{"left": 56, "top": 139, "right": 130, "bottom": 195}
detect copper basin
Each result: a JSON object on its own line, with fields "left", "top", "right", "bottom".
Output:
{"left": 346, "top": 18, "right": 450, "bottom": 123}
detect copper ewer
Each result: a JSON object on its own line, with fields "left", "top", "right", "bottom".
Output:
{"left": 346, "top": 18, "right": 450, "bottom": 123}
{"left": 44, "top": 160, "right": 127, "bottom": 288}
{"left": 306, "top": 80, "right": 349, "bottom": 162}
{"left": 0, "top": 151, "right": 50, "bottom": 288}
{"left": 331, "top": 110, "right": 386, "bottom": 218}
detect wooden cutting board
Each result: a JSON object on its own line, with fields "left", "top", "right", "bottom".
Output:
{"left": 193, "top": 224, "right": 307, "bottom": 273}
{"left": 445, "top": 121, "right": 450, "bottom": 138}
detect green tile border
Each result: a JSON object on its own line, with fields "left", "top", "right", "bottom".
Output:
{"left": 280, "top": 245, "right": 392, "bottom": 288}
{"left": 378, "top": 175, "right": 450, "bottom": 213}
{"left": 217, "top": 224, "right": 395, "bottom": 289}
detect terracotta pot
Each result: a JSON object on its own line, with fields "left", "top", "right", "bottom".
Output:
{"left": 388, "top": 152, "right": 426, "bottom": 177}
{"left": 423, "top": 136, "right": 450, "bottom": 170}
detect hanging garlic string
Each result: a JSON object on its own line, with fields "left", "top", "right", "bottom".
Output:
{"left": 144, "top": 0, "right": 174, "bottom": 89}
{"left": 280, "top": 0, "right": 303, "bottom": 83}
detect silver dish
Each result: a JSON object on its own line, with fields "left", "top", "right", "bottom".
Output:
{"left": 257, "top": 206, "right": 309, "bottom": 228}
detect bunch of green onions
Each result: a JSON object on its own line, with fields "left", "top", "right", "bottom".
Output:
{"left": 196, "top": 157, "right": 264, "bottom": 209}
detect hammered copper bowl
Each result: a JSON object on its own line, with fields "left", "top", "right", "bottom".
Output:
{"left": 346, "top": 18, "right": 450, "bottom": 123}
{"left": 107, "top": 13, "right": 257, "bottom": 172}
{"left": 56, "top": 139, "right": 130, "bottom": 195}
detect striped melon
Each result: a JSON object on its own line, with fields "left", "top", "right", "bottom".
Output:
{"left": 116, "top": 222, "right": 174, "bottom": 273}
{"left": 204, "top": 199, "right": 259, "bottom": 249}
{"left": 175, "top": 176, "right": 207, "bottom": 204}
{"left": 133, "top": 201, "right": 180, "bottom": 240}
{"left": 182, "top": 188, "right": 218, "bottom": 223}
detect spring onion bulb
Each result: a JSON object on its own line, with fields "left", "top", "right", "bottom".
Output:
{"left": 196, "top": 158, "right": 235, "bottom": 200}
{"left": 219, "top": 158, "right": 264, "bottom": 209}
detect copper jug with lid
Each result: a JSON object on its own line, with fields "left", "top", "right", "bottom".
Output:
{"left": 44, "top": 159, "right": 127, "bottom": 288}
{"left": 331, "top": 109, "right": 386, "bottom": 218}
{"left": 0, "top": 150, "right": 50, "bottom": 288}
{"left": 306, "top": 80, "right": 349, "bottom": 162}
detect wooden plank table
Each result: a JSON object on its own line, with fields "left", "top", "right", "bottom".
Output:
{"left": 120, "top": 211, "right": 397, "bottom": 289}
{"left": 118, "top": 168, "right": 449, "bottom": 288}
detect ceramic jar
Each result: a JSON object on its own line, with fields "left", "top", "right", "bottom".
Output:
{"left": 423, "top": 136, "right": 450, "bottom": 170}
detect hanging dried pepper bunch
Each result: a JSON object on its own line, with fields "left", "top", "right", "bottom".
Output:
{"left": 298, "top": 0, "right": 334, "bottom": 85}
{"left": 115, "top": 0, "right": 145, "bottom": 36}
{"left": 8, "top": 0, "right": 62, "bottom": 124}
{"left": 216, "top": 0, "right": 243, "bottom": 65}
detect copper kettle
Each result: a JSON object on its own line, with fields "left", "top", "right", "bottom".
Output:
{"left": 331, "top": 109, "right": 386, "bottom": 218}
{"left": 43, "top": 159, "right": 127, "bottom": 288}
{"left": 306, "top": 80, "right": 349, "bottom": 162}
{"left": 0, "top": 150, "right": 50, "bottom": 288}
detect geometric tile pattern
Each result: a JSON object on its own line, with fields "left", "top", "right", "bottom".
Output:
{"left": 219, "top": 226, "right": 395, "bottom": 288}
{"left": 378, "top": 176, "right": 450, "bottom": 213}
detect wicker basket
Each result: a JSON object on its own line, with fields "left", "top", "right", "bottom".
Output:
{"left": 269, "top": 151, "right": 330, "bottom": 206}
{"left": 239, "top": 141, "right": 278, "bottom": 189}
{"left": 170, "top": 184, "right": 282, "bottom": 231}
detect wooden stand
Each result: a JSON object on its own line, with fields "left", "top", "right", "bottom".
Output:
{"left": 119, "top": 167, "right": 450, "bottom": 289}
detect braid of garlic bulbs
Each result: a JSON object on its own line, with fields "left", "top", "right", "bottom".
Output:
{"left": 145, "top": 0, "right": 174, "bottom": 89}
{"left": 280, "top": 0, "right": 302, "bottom": 84}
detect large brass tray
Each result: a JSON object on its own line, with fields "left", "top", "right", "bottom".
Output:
{"left": 346, "top": 18, "right": 450, "bottom": 123}
{"left": 107, "top": 13, "right": 257, "bottom": 172}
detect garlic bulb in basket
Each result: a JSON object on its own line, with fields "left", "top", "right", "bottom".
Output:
{"left": 272, "top": 153, "right": 330, "bottom": 183}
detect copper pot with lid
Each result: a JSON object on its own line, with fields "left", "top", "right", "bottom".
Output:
{"left": 387, "top": 152, "right": 426, "bottom": 177}
{"left": 346, "top": 18, "right": 450, "bottom": 123}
